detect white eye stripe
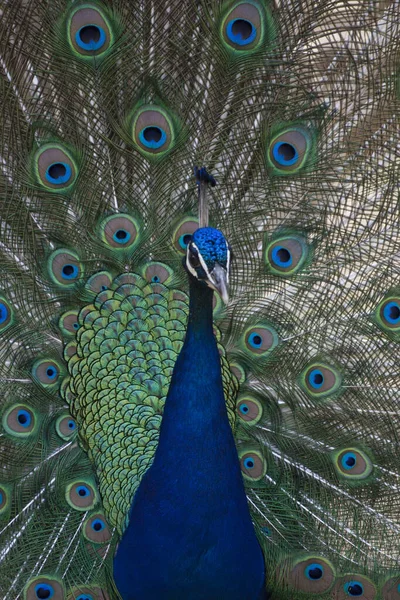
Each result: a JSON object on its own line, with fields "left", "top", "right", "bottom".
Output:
{"left": 187, "top": 242, "right": 213, "bottom": 280}
{"left": 226, "top": 241, "right": 231, "bottom": 284}
{"left": 186, "top": 244, "right": 197, "bottom": 278}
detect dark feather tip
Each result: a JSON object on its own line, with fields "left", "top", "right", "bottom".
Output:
{"left": 194, "top": 166, "right": 217, "bottom": 187}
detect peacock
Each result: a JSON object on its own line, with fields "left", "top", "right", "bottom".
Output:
{"left": 0, "top": 0, "right": 400, "bottom": 598}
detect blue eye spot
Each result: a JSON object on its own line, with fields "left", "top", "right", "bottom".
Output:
{"left": 305, "top": 563, "right": 324, "bottom": 580}
{"left": 243, "top": 457, "right": 255, "bottom": 469}
{"left": 77, "top": 485, "right": 90, "bottom": 498}
{"left": 248, "top": 332, "right": 263, "bottom": 348}
{"left": 0, "top": 302, "right": 9, "bottom": 324}
{"left": 112, "top": 229, "right": 131, "bottom": 244}
{"left": 239, "top": 403, "right": 249, "bottom": 414}
{"left": 34, "top": 583, "right": 54, "bottom": 599}
{"left": 272, "top": 141, "right": 299, "bottom": 167}
{"left": 61, "top": 264, "right": 79, "bottom": 280}
{"left": 91, "top": 518, "right": 105, "bottom": 532}
{"left": 261, "top": 526, "right": 271, "bottom": 536}
{"left": 17, "top": 409, "right": 31, "bottom": 428}
{"left": 68, "top": 419, "right": 76, "bottom": 430}
{"left": 45, "top": 162, "right": 72, "bottom": 185}
{"left": 341, "top": 452, "right": 357, "bottom": 470}
{"left": 383, "top": 301, "right": 400, "bottom": 324}
{"left": 344, "top": 581, "right": 364, "bottom": 596}
{"left": 139, "top": 126, "right": 167, "bottom": 149}
{"left": 226, "top": 18, "right": 256, "bottom": 46}
{"left": 73, "top": 322, "right": 79, "bottom": 330}
{"left": 46, "top": 366, "right": 58, "bottom": 380}
{"left": 76, "top": 24, "right": 106, "bottom": 51}
{"left": 77, "top": 595, "right": 94, "bottom": 600}
{"left": 101, "top": 285, "right": 107, "bottom": 291}
{"left": 308, "top": 369, "right": 324, "bottom": 389}
{"left": 271, "top": 246, "right": 293, "bottom": 268}
{"left": 178, "top": 234, "right": 192, "bottom": 250}
{"left": 152, "top": 275, "right": 160, "bottom": 283}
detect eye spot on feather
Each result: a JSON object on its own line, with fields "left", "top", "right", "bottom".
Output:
{"left": 239, "top": 450, "right": 266, "bottom": 481}
{"left": 243, "top": 325, "right": 278, "bottom": 356}
{"left": 32, "top": 359, "right": 61, "bottom": 387}
{"left": 300, "top": 362, "right": 342, "bottom": 399}
{"left": 83, "top": 513, "right": 112, "bottom": 543}
{"left": 267, "top": 127, "right": 314, "bottom": 175}
{"left": 229, "top": 361, "right": 246, "bottom": 384}
{"left": 172, "top": 218, "right": 199, "bottom": 254}
{"left": 333, "top": 575, "right": 376, "bottom": 599}
{"left": 34, "top": 144, "right": 78, "bottom": 191}
{"left": 333, "top": 448, "right": 373, "bottom": 480}
{"left": 131, "top": 106, "right": 175, "bottom": 156}
{"left": 345, "top": 582, "right": 364, "bottom": 596}
{"left": 35, "top": 583, "right": 54, "bottom": 599}
{"left": 0, "top": 485, "right": 10, "bottom": 513}
{"left": 305, "top": 563, "right": 324, "bottom": 580}
{"left": 142, "top": 262, "right": 173, "bottom": 286}
{"left": 56, "top": 414, "right": 77, "bottom": 441}
{"left": 3, "top": 405, "right": 37, "bottom": 437}
{"left": 48, "top": 249, "right": 83, "bottom": 287}
{"left": 375, "top": 295, "right": 400, "bottom": 337}
{"left": 69, "top": 587, "right": 110, "bottom": 600}
{"left": 221, "top": 2, "right": 271, "bottom": 52}
{"left": 66, "top": 481, "right": 98, "bottom": 510}
{"left": 99, "top": 214, "right": 140, "bottom": 250}
{"left": 46, "top": 162, "right": 71, "bottom": 185}
{"left": 67, "top": 5, "right": 114, "bottom": 58}
{"left": 24, "top": 576, "right": 64, "bottom": 600}
{"left": 0, "top": 297, "right": 13, "bottom": 332}
{"left": 265, "top": 236, "right": 309, "bottom": 275}
{"left": 381, "top": 576, "right": 400, "bottom": 599}
{"left": 278, "top": 556, "right": 335, "bottom": 595}
{"left": 236, "top": 396, "right": 263, "bottom": 425}
{"left": 58, "top": 310, "right": 80, "bottom": 336}
{"left": 86, "top": 271, "right": 113, "bottom": 294}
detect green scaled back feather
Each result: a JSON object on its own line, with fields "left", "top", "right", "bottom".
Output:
{"left": 0, "top": 1, "right": 400, "bottom": 599}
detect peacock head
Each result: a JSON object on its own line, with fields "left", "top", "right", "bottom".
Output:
{"left": 185, "top": 227, "right": 230, "bottom": 304}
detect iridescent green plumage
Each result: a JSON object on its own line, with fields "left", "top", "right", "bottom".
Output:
{"left": 0, "top": 0, "right": 400, "bottom": 598}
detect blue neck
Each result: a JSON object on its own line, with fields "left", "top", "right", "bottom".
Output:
{"left": 113, "top": 276, "right": 267, "bottom": 600}
{"left": 156, "top": 279, "right": 226, "bottom": 447}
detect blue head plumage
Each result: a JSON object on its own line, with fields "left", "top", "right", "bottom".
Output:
{"left": 192, "top": 228, "right": 228, "bottom": 269}
{"left": 185, "top": 227, "right": 231, "bottom": 304}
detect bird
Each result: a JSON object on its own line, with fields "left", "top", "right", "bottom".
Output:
{"left": 0, "top": 0, "right": 399, "bottom": 599}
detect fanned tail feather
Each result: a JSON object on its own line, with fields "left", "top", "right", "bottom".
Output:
{"left": 0, "top": 1, "right": 400, "bottom": 598}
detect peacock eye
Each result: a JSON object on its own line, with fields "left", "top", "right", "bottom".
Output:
{"left": 279, "top": 556, "right": 335, "bottom": 595}
{"left": 0, "top": 296, "right": 13, "bottom": 332}
{"left": 131, "top": 106, "right": 175, "bottom": 156}
{"left": 33, "top": 144, "right": 78, "bottom": 191}
{"left": 188, "top": 246, "right": 200, "bottom": 268}
{"left": 333, "top": 575, "right": 376, "bottom": 599}
{"left": 25, "top": 577, "right": 65, "bottom": 599}
{"left": 333, "top": 448, "right": 373, "bottom": 480}
{"left": 83, "top": 512, "right": 112, "bottom": 543}
{"left": 220, "top": 1, "right": 273, "bottom": 53}
{"left": 67, "top": 5, "right": 114, "bottom": 59}
{"left": 189, "top": 253, "right": 200, "bottom": 268}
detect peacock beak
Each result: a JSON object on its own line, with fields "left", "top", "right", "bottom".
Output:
{"left": 208, "top": 263, "right": 229, "bottom": 305}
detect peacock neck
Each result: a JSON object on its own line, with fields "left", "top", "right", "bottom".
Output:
{"left": 186, "top": 277, "right": 214, "bottom": 338}
{"left": 154, "top": 276, "right": 227, "bottom": 446}
{"left": 114, "top": 273, "right": 267, "bottom": 600}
